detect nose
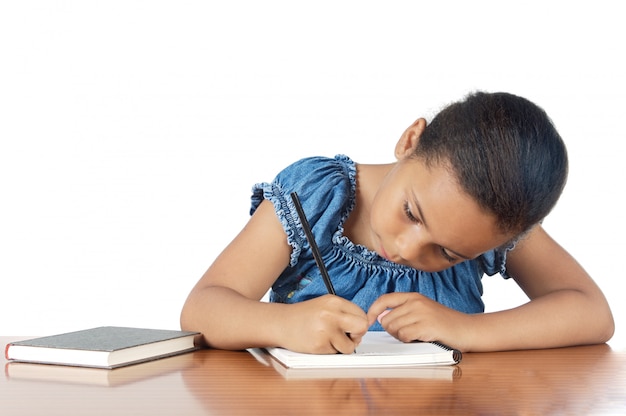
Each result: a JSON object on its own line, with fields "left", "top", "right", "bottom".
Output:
{"left": 396, "top": 227, "right": 427, "bottom": 265}
{"left": 395, "top": 227, "right": 446, "bottom": 271}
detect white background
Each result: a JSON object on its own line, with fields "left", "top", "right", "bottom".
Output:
{"left": 1, "top": 1, "right": 624, "bottom": 350}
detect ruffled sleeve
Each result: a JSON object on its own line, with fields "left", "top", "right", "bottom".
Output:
{"left": 477, "top": 243, "right": 516, "bottom": 279}
{"left": 250, "top": 155, "right": 356, "bottom": 267}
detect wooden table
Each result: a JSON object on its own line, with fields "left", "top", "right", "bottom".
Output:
{"left": 2, "top": 336, "right": 625, "bottom": 415}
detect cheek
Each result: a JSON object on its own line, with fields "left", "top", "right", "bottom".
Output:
{"left": 368, "top": 203, "right": 381, "bottom": 235}
{"left": 370, "top": 196, "right": 398, "bottom": 236}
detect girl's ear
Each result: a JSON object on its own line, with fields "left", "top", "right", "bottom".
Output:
{"left": 395, "top": 118, "right": 427, "bottom": 159}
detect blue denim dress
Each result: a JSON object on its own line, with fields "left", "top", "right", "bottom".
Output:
{"left": 251, "top": 155, "right": 511, "bottom": 331}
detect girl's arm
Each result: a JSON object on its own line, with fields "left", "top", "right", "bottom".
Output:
{"left": 180, "top": 199, "right": 368, "bottom": 353}
{"left": 485, "top": 224, "right": 615, "bottom": 350}
{"left": 367, "top": 225, "right": 614, "bottom": 352}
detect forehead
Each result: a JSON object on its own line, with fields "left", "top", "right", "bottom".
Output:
{"left": 398, "top": 158, "right": 510, "bottom": 257}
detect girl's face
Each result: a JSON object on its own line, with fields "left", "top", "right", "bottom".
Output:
{"left": 369, "top": 157, "right": 512, "bottom": 272}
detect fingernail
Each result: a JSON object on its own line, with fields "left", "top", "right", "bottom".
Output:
{"left": 377, "top": 309, "right": 391, "bottom": 324}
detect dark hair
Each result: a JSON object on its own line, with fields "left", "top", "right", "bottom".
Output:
{"left": 413, "top": 92, "right": 568, "bottom": 235}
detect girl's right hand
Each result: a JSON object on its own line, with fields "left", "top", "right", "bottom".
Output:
{"left": 282, "top": 294, "right": 369, "bottom": 354}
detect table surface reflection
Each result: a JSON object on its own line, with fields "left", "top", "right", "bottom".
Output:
{"left": 2, "top": 336, "right": 626, "bottom": 415}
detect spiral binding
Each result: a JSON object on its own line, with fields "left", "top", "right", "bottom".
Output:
{"left": 430, "top": 341, "right": 463, "bottom": 363}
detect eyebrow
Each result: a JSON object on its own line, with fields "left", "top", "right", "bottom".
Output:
{"left": 411, "top": 191, "right": 472, "bottom": 260}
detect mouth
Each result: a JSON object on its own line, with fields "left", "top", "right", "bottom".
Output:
{"left": 379, "top": 244, "right": 391, "bottom": 261}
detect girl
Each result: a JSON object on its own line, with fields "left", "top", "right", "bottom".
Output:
{"left": 181, "top": 92, "right": 614, "bottom": 354}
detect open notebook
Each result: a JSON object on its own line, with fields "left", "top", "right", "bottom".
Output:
{"left": 261, "top": 331, "right": 461, "bottom": 369}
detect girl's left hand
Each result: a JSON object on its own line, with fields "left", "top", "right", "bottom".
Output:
{"left": 367, "top": 292, "right": 471, "bottom": 351}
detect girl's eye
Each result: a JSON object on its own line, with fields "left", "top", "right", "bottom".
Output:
{"left": 440, "top": 247, "right": 457, "bottom": 263}
{"left": 403, "top": 201, "right": 420, "bottom": 223}
{"left": 404, "top": 200, "right": 457, "bottom": 264}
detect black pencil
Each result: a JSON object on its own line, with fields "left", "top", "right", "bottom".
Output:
{"left": 290, "top": 192, "right": 336, "bottom": 295}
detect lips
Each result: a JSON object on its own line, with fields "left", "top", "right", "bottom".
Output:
{"left": 380, "top": 245, "right": 391, "bottom": 261}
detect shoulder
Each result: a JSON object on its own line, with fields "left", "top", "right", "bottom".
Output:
{"left": 250, "top": 155, "right": 357, "bottom": 266}
{"left": 276, "top": 154, "right": 355, "bottom": 187}
{"left": 251, "top": 155, "right": 356, "bottom": 214}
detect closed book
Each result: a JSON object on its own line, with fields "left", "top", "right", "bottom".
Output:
{"left": 264, "top": 331, "right": 461, "bottom": 369}
{"left": 5, "top": 326, "right": 200, "bottom": 369}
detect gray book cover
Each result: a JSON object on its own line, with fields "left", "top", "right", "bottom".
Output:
{"left": 10, "top": 327, "right": 199, "bottom": 351}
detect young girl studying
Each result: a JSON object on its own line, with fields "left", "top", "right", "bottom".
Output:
{"left": 180, "top": 91, "right": 615, "bottom": 354}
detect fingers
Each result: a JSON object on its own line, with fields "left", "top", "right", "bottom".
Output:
{"left": 335, "top": 301, "right": 368, "bottom": 353}
{"left": 307, "top": 295, "right": 368, "bottom": 354}
{"left": 339, "top": 307, "right": 367, "bottom": 343}
{"left": 319, "top": 294, "right": 368, "bottom": 330}
{"left": 366, "top": 292, "right": 412, "bottom": 326}
{"left": 367, "top": 293, "right": 436, "bottom": 343}
{"left": 331, "top": 332, "right": 359, "bottom": 354}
